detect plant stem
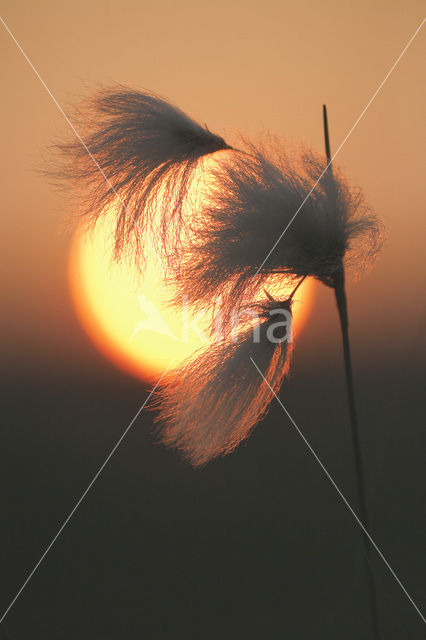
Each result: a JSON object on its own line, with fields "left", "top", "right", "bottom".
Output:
{"left": 323, "top": 104, "right": 331, "bottom": 163}
{"left": 333, "top": 267, "right": 380, "bottom": 640}
{"left": 323, "top": 104, "right": 380, "bottom": 637}
{"left": 289, "top": 275, "right": 307, "bottom": 301}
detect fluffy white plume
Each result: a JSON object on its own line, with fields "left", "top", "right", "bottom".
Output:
{"left": 175, "top": 138, "right": 383, "bottom": 317}
{"left": 50, "top": 87, "right": 231, "bottom": 268}
{"left": 153, "top": 299, "right": 292, "bottom": 466}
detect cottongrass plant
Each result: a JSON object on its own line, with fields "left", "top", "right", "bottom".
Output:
{"left": 50, "top": 88, "right": 231, "bottom": 269}
{"left": 52, "top": 89, "right": 384, "bottom": 639}
{"left": 52, "top": 88, "right": 382, "bottom": 465}
{"left": 154, "top": 296, "right": 293, "bottom": 466}
{"left": 174, "top": 134, "right": 381, "bottom": 324}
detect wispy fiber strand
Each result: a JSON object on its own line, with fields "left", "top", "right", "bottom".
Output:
{"left": 175, "top": 137, "right": 383, "bottom": 323}
{"left": 49, "top": 90, "right": 383, "bottom": 494}
{"left": 50, "top": 87, "right": 231, "bottom": 269}
{"left": 154, "top": 298, "right": 293, "bottom": 466}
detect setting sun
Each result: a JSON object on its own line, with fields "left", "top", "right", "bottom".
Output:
{"left": 69, "top": 214, "right": 314, "bottom": 382}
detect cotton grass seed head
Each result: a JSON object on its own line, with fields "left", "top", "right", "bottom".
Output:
{"left": 153, "top": 297, "right": 293, "bottom": 466}
{"left": 174, "top": 137, "right": 383, "bottom": 318}
{"left": 49, "top": 86, "right": 231, "bottom": 270}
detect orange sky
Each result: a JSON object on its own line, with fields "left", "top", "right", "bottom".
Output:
{"left": 1, "top": 1, "right": 425, "bottom": 380}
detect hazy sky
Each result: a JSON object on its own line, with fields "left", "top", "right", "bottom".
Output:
{"left": 1, "top": 0, "right": 425, "bottom": 379}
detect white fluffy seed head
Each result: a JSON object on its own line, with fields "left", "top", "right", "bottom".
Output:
{"left": 174, "top": 136, "right": 383, "bottom": 317}
{"left": 153, "top": 299, "right": 293, "bottom": 466}
{"left": 49, "top": 86, "right": 231, "bottom": 270}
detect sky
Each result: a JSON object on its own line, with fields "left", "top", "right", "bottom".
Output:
{"left": 1, "top": 0, "right": 425, "bottom": 381}
{"left": 1, "top": 4, "right": 425, "bottom": 637}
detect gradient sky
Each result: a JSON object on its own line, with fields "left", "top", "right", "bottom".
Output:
{"left": 1, "top": 0, "right": 425, "bottom": 380}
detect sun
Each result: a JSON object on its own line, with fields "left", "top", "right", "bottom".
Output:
{"left": 68, "top": 213, "right": 314, "bottom": 382}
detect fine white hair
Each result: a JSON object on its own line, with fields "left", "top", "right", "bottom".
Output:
{"left": 174, "top": 137, "right": 383, "bottom": 319}
{"left": 50, "top": 86, "right": 231, "bottom": 269}
{"left": 153, "top": 299, "right": 292, "bottom": 466}
{"left": 50, "top": 90, "right": 384, "bottom": 466}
